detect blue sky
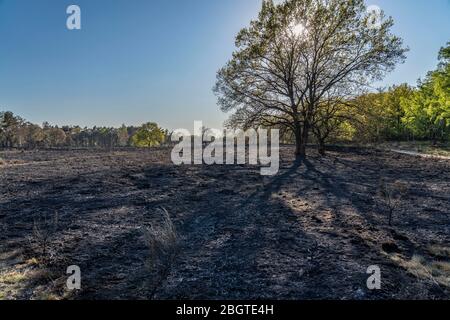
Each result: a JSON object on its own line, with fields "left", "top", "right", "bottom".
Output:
{"left": 0, "top": 0, "right": 449, "bottom": 130}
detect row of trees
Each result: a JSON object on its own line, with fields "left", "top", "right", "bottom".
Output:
{"left": 2, "top": 1, "right": 447, "bottom": 155}
{"left": 215, "top": 0, "right": 449, "bottom": 156}
{"left": 316, "top": 43, "right": 449, "bottom": 146}
{"left": 0, "top": 112, "right": 168, "bottom": 149}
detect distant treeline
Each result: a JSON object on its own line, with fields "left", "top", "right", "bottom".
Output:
{"left": 0, "top": 114, "right": 170, "bottom": 149}
{"left": 1, "top": 44, "right": 448, "bottom": 150}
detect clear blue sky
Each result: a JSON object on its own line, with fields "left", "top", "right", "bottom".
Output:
{"left": 0, "top": 0, "right": 449, "bottom": 130}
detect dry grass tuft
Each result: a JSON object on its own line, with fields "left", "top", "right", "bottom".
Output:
{"left": 143, "top": 207, "right": 178, "bottom": 298}
{"left": 428, "top": 245, "right": 450, "bottom": 258}
{"left": 390, "top": 254, "right": 449, "bottom": 288}
{"left": 143, "top": 207, "right": 177, "bottom": 268}
{"left": 432, "top": 261, "right": 450, "bottom": 274}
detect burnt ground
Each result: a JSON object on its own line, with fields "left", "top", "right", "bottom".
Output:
{"left": 0, "top": 146, "right": 449, "bottom": 300}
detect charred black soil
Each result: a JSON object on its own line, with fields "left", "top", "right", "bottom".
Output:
{"left": 0, "top": 147, "right": 449, "bottom": 300}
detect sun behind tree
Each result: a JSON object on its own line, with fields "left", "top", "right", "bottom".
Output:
{"left": 215, "top": 0, "right": 407, "bottom": 157}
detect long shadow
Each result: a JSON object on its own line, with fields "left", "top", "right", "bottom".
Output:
{"left": 151, "top": 155, "right": 386, "bottom": 299}
{"left": 151, "top": 159, "right": 321, "bottom": 299}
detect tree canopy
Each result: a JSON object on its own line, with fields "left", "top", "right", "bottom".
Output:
{"left": 130, "top": 122, "right": 166, "bottom": 148}
{"left": 215, "top": 0, "right": 407, "bottom": 157}
{"left": 401, "top": 43, "right": 450, "bottom": 143}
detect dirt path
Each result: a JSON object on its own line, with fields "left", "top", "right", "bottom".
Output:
{"left": 389, "top": 149, "right": 450, "bottom": 160}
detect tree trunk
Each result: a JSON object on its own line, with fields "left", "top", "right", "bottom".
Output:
{"left": 295, "top": 138, "right": 306, "bottom": 158}
{"left": 431, "top": 131, "right": 438, "bottom": 146}
{"left": 295, "top": 124, "right": 308, "bottom": 158}
{"left": 318, "top": 139, "right": 326, "bottom": 156}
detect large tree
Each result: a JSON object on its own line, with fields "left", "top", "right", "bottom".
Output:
{"left": 215, "top": 0, "right": 407, "bottom": 157}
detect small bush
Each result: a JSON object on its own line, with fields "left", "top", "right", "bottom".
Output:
{"left": 29, "top": 211, "right": 59, "bottom": 265}
{"left": 378, "top": 178, "right": 408, "bottom": 226}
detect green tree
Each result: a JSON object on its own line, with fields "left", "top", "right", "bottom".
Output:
{"left": 334, "top": 84, "right": 413, "bottom": 144}
{"left": 44, "top": 127, "right": 67, "bottom": 147}
{"left": 382, "top": 84, "right": 414, "bottom": 139}
{"left": 25, "top": 124, "right": 45, "bottom": 148}
{"left": 0, "top": 111, "right": 24, "bottom": 148}
{"left": 131, "top": 122, "right": 166, "bottom": 147}
{"left": 402, "top": 43, "right": 450, "bottom": 143}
